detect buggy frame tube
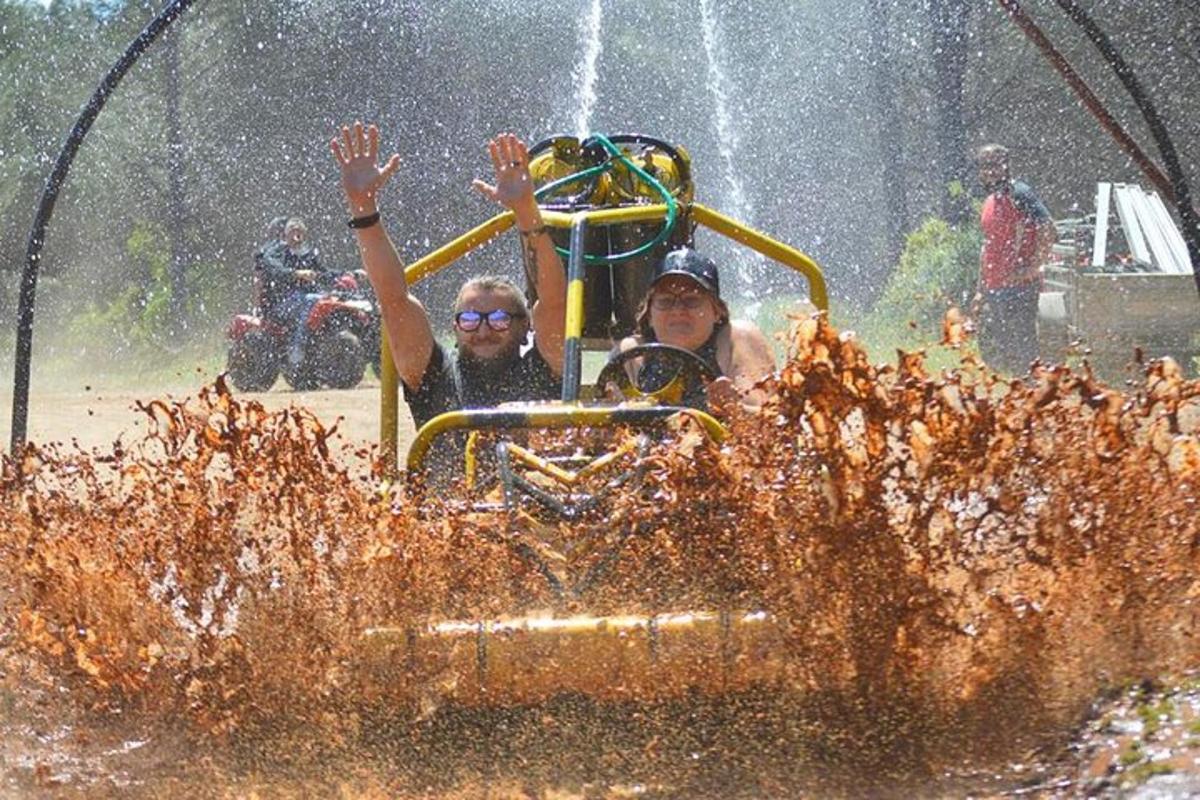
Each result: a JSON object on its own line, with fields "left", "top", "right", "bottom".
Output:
{"left": 380, "top": 333, "right": 400, "bottom": 470}
{"left": 406, "top": 405, "right": 726, "bottom": 474}
{"left": 9, "top": 0, "right": 197, "bottom": 454}
{"left": 561, "top": 215, "right": 589, "bottom": 402}
{"left": 691, "top": 203, "right": 829, "bottom": 311}
{"left": 383, "top": 202, "right": 829, "bottom": 462}
{"left": 404, "top": 211, "right": 517, "bottom": 285}
{"left": 503, "top": 439, "right": 640, "bottom": 486}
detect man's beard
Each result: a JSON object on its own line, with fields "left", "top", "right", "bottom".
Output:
{"left": 457, "top": 339, "right": 522, "bottom": 379}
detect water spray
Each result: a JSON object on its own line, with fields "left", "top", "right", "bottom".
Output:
{"left": 571, "top": 0, "right": 604, "bottom": 138}
{"left": 698, "top": 0, "right": 760, "bottom": 305}
{"left": 697, "top": 0, "right": 751, "bottom": 224}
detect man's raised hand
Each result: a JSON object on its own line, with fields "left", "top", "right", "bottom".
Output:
{"left": 472, "top": 133, "right": 536, "bottom": 214}
{"left": 330, "top": 121, "right": 401, "bottom": 216}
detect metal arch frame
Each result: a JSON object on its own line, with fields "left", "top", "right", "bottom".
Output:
{"left": 9, "top": 0, "right": 198, "bottom": 453}
{"left": 15, "top": 3, "right": 1192, "bottom": 457}
{"left": 383, "top": 201, "right": 830, "bottom": 472}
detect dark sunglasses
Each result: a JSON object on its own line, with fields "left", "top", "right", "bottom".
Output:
{"left": 454, "top": 309, "right": 526, "bottom": 332}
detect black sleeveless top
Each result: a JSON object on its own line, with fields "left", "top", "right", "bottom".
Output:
{"left": 638, "top": 324, "right": 726, "bottom": 410}
{"left": 405, "top": 341, "right": 561, "bottom": 429}
{"left": 404, "top": 341, "right": 562, "bottom": 488}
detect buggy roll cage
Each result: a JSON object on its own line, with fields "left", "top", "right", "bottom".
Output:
{"left": 388, "top": 202, "right": 830, "bottom": 474}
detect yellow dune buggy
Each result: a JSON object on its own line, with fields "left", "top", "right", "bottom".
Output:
{"left": 363, "top": 133, "right": 829, "bottom": 705}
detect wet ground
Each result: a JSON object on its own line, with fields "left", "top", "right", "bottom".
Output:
{"left": 1033, "top": 677, "right": 1200, "bottom": 799}
{"left": 6, "top": 681, "right": 1200, "bottom": 798}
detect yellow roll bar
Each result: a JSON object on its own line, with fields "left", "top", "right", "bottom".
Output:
{"left": 502, "top": 439, "right": 640, "bottom": 487}
{"left": 691, "top": 203, "right": 829, "bottom": 311}
{"left": 379, "top": 202, "right": 829, "bottom": 469}
{"left": 399, "top": 204, "right": 671, "bottom": 285}
{"left": 380, "top": 335, "right": 399, "bottom": 469}
{"left": 360, "top": 608, "right": 785, "bottom": 706}
{"left": 406, "top": 404, "right": 726, "bottom": 475}
{"left": 405, "top": 211, "right": 517, "bottom": 284}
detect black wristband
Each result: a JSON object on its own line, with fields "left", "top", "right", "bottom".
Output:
{"left": 348, "top": 211, "right": 381, "bottom": 229}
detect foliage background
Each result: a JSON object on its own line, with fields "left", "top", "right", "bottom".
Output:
{"left": 0, "top": 0, "right": 1197, "bottom": 381}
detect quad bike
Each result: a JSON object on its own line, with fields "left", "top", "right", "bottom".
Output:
{"left": 360, "top": 134, "right": 830, "bottom": 705}
{"left": 226, "top": 270, "right": 381, "bottom": 392}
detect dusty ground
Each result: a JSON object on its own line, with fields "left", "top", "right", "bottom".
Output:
{"left": 0, "top": 378, "right": 414, "bottom": 466}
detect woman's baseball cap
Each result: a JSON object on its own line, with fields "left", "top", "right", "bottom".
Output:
{"left": 650, "top": 248, "right": 720, "bottom": 297}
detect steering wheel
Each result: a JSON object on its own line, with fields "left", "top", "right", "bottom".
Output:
{"left": 595, "top": 343, "right": 718, "bottom": 404}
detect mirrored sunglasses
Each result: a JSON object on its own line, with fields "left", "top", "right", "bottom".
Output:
{"left": 454, "top": 309, "right": 525, "bottom": 332}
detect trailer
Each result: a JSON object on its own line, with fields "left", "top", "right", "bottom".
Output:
{"left": 1039, "top": 182, "right": 1199, "bottom": 379}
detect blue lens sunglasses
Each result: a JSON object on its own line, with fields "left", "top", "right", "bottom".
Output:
{"left": 454, "top": 309, "right": 526, "bottom": 332}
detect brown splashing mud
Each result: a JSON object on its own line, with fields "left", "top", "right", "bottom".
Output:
{"left": 2, "top": 315, "right": 1198, "bottom": 798}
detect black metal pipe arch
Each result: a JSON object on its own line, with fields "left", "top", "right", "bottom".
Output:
{"left": 9, "top": 0, "right": 1200, "bottom": 453}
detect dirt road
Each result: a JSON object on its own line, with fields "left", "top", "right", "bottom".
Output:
{"left": 0, "top": 379, "right": 415, "bottom": 460}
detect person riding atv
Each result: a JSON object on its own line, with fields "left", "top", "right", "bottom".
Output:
{"left": 255, "top": 217, "right": 335, "bottom": 366}
{"left": 225, "top": 264, "right": 380, "bottom": 392}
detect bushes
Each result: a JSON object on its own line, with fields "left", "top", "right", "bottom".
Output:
{"left": 860, "top": 215, "right": 981, "bottom": 358}
{"left": 66, "top": 220, "right": 235, "bottom": 368}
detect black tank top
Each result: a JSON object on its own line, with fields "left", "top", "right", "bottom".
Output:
{"left": 404, "top": 342, "right": 562, "bottom": 489}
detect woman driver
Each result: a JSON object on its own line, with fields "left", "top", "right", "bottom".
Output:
{"left": 611, "top": 248, "right": 775, "bottom": 411}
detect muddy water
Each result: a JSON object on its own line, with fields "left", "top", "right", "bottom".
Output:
{"left": 2, "top": 315, "right": 1198, "bottom": 798}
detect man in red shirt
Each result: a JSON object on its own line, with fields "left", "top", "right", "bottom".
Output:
{"left": 975, "top": 144, "right": 1057, "bottom": 373}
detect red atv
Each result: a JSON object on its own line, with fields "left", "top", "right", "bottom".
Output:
{"left": 225, "top": 271, "right": 381, "bottom": 392}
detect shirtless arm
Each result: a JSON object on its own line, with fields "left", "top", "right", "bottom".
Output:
{"left": 721, "top": 320, "right": 776, "bottom": 407}
{"left": 330, "top": 122, "right": 434, "bottom": 390}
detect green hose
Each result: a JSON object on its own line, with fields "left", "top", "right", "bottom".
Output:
{"left": 533, "top": 134, "right": 679, "bottom": 264}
